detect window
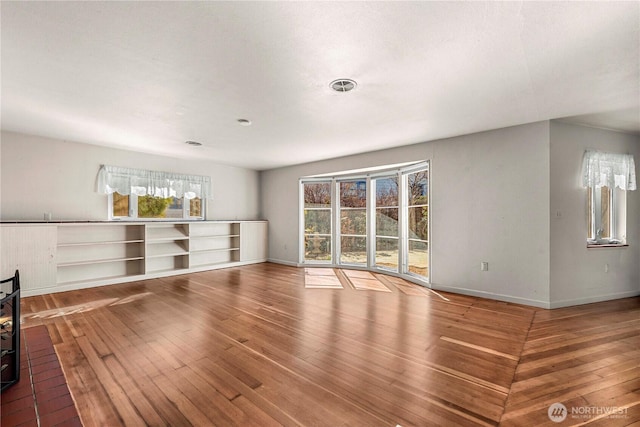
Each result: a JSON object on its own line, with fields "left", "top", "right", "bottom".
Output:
{"left": 99, "top": 165, "right": 210, "bottom": 220}
{"left": 582, "top": 151, "right": 636, "bottom": 244}
{"left": 300, "top": 161, "right": 429, "bottom": 282}
{"left": 112, "top": 192, "right": 129, "bottom": 217}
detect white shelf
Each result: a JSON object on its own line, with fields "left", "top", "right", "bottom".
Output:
{"left": 146, "top": 241, "right": 188, "bottom": 258}
{"left": 58, "top": 224, "right": 144, "bottom": 245}
{"left": 190, "top": 234, "right": 240, "bottom": 239}
{"left": 56, "top": 257, "right": 143, "bottom": 285}
{"left": 146, "top": 251, "right": 189, "bottom": 259}
{"left": 146, "top": 224, "right": 188, "bottom": 241}
{"left": 145, "top": 267, "right": 189, "bottom": 275}
{"left": 57, "top": 239, "right": 144, "bottom": 266}
{"left": 58, "top": 239, "right": 144, "bottom": 247}
{"left": 147, "top": 235, "right": 189, "bottom": 242}
{"left": 58, "top": 256, "right": 144, "bottom": 267}
{"left": 57, "top": 274, "right": 141, "bottom": 286}
{"left": 189, "top": 222, "right": 239, "bottom": 238}
{"left": 146, "top": 254, "right": 189, "bottom": 272}
{"left": 191, "top": 247, "right": 240, "bottom": 254}
{"left": 190, "top": 250, "right": 238, "bottom": 267}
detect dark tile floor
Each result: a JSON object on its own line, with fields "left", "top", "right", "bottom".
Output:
{"left": 1, "top": 325, "right": 81, "bottom": 427}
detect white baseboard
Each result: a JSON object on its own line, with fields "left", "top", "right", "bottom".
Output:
{"left": 431, "top": 283, "right": 552, "bottom": 308}
{"left": 266, "top": 258, "right": 300, "bottom": 267}
{"left": 549, "top": 290, "right": 640, "bottom": 309}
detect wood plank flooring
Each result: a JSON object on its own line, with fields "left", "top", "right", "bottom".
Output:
{"left": 19, "top": 263, "right": 639, "bottom": 426}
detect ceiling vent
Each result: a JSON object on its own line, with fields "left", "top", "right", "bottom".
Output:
{"left": 185, "top": 140, "right": 202, "bottom": 146}
{"left": 330, "top": 79, "right": 357, "bottom": 92}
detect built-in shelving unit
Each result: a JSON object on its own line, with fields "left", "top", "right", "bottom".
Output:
{"left": 0, "top": 221, "right": 267, "bottom": 296}
{"left": 57, "top": 224, "right": 145, "bottom": 285}
{"left": 145, "top": 223, "right": 189, "bottom": 274}
{"left": 189, "top": 222, "right": 240, "bottom": 268}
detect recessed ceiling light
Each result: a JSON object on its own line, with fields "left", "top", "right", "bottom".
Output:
{"left": 330, "top": 79, "right": 357, "bottom": 92}
{"left": 185, "top": 140, "right": 202, "bottom": 146}
{"left": 237, "top": 119, "right": 252, "bottom": 126}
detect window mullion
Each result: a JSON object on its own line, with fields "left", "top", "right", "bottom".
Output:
{"left": 399, "top": 171, "right": 408, "bottom": 274}
{"left": 332, "top": 180, "right": 339, "bottom": 265}
{"left": 610, "top": 187, "right": 616, "bottom": 239}
{"left": 367, "top": 177, "right": 375, "bottom": 269}
{"left": 130, "top": 194, "right": 138, "bottom": 219}
{"left": 299, "top": 181, "right": 305, "bottom": 264}
{"left": 107, "top": 193, "right": 113, "bottom": 220}
{"left": 594, "top": 186, "right": 600, "bottom": 238}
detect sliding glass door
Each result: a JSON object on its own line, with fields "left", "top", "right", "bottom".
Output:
{"left": 302, "top": 181, "right": 332, "bottom": 262}
{"left": 339, "top": 180, "right": 367, "bottom": 265}
{"left": 373, "top": 176, "right": 399, "bottom": 272}
{"left": 404, "top": 169, "right": 429, "bottom": 278}
{"left": 300, "top": 161, "right": 429, "bottom": 283}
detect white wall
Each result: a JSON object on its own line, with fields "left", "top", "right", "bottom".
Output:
{"left": 0, "top": 131, "right": 261, "bottom": 221}
{"left": 261, "top": 121, "right": 551, "bottom": 307}
{"left": 549, "top": 121, "right": 640, "bottom": 307}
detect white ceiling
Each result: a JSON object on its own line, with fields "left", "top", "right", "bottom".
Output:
{"left": 2, "top": 1, "right": 638, "bottom": 170}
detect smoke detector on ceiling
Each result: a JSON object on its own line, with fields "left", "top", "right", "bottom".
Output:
{"left": 330, "top": 79, "right": 357, "bottom": 92}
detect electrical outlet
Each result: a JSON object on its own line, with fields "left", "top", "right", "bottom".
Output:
{"left": 480, "top": 262, "right": 489, "bottom": 271}
{"left": 605, "top": 263, "right": 609, "bottom": 273}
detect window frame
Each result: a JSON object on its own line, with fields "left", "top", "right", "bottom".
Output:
{"left": 402, "top": 166, "right": 430, "bottom": 280}
{"left": 100, "top": 165, "right": 209, "bottom": 221}
{"left": 587, "top": 184, "right": 625, "bottom": 244}
{"left": 372, "top": 175, "right": 400, "bottom": 273}
{"left": 300, "top": 179, "right": 334, "bottom": 263}
{"left": 337, "top": 178, "right": 369, "bottom": 266}
{"left": 108, "top": 192, "right": 205, "bottom": 221}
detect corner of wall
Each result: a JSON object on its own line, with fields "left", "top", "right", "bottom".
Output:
{"left": 549, "top": 121, "right": 640, "bottom": 306}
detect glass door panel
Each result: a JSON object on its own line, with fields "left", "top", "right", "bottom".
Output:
{"left": 339, "top": 180, "right": 367, "bottom": 265}
{"left": 405, "top": 169, "right": 429, "bottom": 279}
{"left": 303, "top": 182, "right": 332, "bottom": 262}
{"left": 374, "top": 176, "right": 399, "bottom": 272}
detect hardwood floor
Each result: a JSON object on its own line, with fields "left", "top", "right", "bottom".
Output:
{"left": 19, "top": 263, "right": 639, "bottom": 426}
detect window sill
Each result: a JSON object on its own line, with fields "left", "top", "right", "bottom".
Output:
{"left": 587, "top": 243, "right": 629, "bottom": 249}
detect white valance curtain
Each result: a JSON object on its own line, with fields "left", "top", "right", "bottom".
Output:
{"left": 97, "top": 165, "right": 211, "bottom": 199}
{"left": 581, "top": 151, "right": 636, "bottom": 191}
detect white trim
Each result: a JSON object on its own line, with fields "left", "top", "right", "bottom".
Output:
{"left": 267, "top": 258, "right": 299, "bottom": 267}
{"left": 298, "top": 180, "right": 305, "bottom": 264}
{"left": 431, "top": 283, "right": 552, "bottom": 309}
{"left": 305, "top": 161, "right": 424, "bottom": 179}
{"left": 366, "top": 176, "right": 374, "bottom": 269}
{"left": 549, "top": 290, "right": 640, "bottom": 309}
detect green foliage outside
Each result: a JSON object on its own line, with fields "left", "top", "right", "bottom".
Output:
{"left": 138, "top": 195, "right": 172, "bottom": 218}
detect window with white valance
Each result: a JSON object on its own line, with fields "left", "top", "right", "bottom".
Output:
{"left": 581, "top": 151, "right": 636, "bottom": 245}
{"left": 98, "top": 165, "right": 211, "bottom": 220}
{"left": 581, "top": 151, "right": 636, "bottom": 191}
